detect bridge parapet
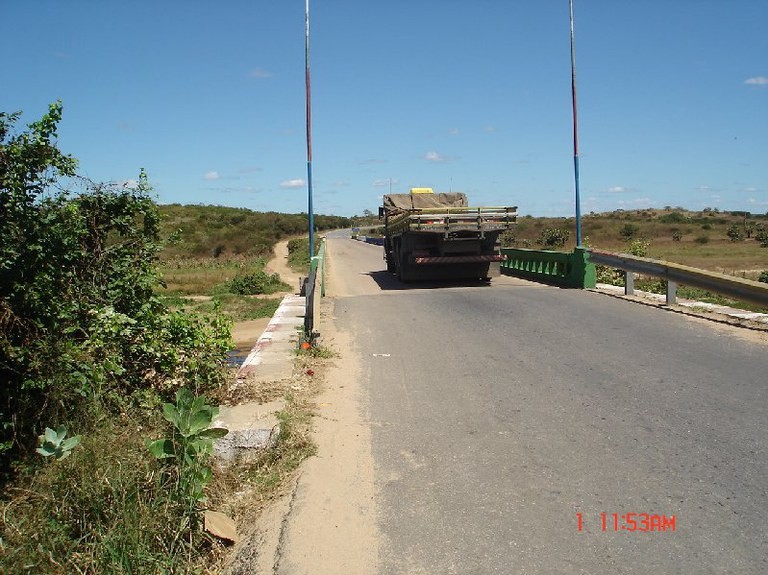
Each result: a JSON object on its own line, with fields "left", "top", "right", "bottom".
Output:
{"left": 500, "top": 247, "right": 595, "bottom": 289}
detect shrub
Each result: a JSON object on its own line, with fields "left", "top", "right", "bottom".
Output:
{"left": 536, "top": 227, "right": 570, "bottom": 248}
{"left": 755, "top": 224, "right": 768, "bottom": 247}
{"left": 225, "top": 270, "right": 289, "bottom": 295}
{"left": 726, "top": 224, "right": 744, "bottom": 242}
{"left": 695, "top": 235, "right": 710, "bottom": 244}
{"left": 626, "top": 238, "right": 650, "bottom": 257}
{"left": 619, "top": 223, "right": 640, "bottom": 240}
{"left": 660, "top": 211, "right": 687, "bottom": 224}
{"left": 0, "top": 103, "right": 231, "bottom": 476}
{"left": 758, "top": 271, "right": 768, "bottom": 284}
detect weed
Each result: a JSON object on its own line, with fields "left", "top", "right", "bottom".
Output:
{"left": 36, "top": 426, "right": 81, "bottom": 461}
{"left": 147, "top": 388, "right": 228, "bottom": 523}
{"left": 1, "top": 419, "right": 219, "bottom": 574}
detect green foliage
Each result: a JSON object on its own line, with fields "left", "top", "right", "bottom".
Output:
{"left": 626, "top": 238, "right": 650, "bottom": 257}
{"left": 287, "top": 236, "right": 322, "bottom": 270}
{"left": 0, "top": 104, "right": 231, "bottom": 477}
{"left": 755, "top": 224, "right": 768, "bottom": 247}
{"left": 147, "top": 388, "right": 227, "bottom": 521}
{"left": 499, "top": 228, "right": 516, "bottom": 247}
{"left": 2, "top": 421, "right": 218, "bottom": 574}
{"left": 726, "top": 224, "right": 744, "bottom": 242}
{"left": 158, "top": 204, "right": 350, "bottom": 259}
{"left": 619, "top": 223, "right": 640, "bottom": 240}
{"left": 672, "top": 230, "right": 682, "bottom": 242}
{"left": 695, "top": 234, "right": 710, "bottom": 244}
{"left": 36, "top": 426, "right": 81, "bottom": 461}
{"left": 758, "top": 271, "right": 768, "bottom": 284}
{"left": 659, "top": 211, "right": 687, "bottom": 224}
{"left": 223, "top": 270, "right": 290, "bottom": 295}
{"left": 536, "top": 227, "right": 570, "bottom": 248}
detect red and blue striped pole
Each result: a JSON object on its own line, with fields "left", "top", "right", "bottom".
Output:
{"left": 570, "top": 0, "right": 582, "bottom": 247}
{"left": 305, "top": 0, "right": 315, "bottom": 259}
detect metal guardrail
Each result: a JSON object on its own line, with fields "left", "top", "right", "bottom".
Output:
{"left": 303, "top": 236, "right": 327, "bottom": 335}
{"left": 500, "top": 247, "right": 596, "bottom": 288}
{"left": 588, "top": 249, "right": 768, "bottom": 308}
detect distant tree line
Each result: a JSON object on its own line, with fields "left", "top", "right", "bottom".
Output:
{"left": 159, "top": 204, "right": 352, "bottom": 259}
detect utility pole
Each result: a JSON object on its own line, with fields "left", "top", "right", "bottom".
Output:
{"left": 305, "top": 0, "right": 315, "bottom": 258}
{"left": 569, "top": 0, "right": 582, "bottom": 247}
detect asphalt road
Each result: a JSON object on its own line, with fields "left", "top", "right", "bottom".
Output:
{"left": 327, "top": 233, "right": 767, "bottom": 574}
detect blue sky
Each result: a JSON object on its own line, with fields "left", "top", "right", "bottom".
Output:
{"left": 2, "top": 1, "right": 766, "bottom": 217}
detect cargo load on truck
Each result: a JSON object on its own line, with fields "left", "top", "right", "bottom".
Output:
{"left": 379, "top": 187, "right": 517, "bottom": 282}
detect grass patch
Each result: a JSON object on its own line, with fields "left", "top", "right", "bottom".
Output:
{"left": 159, "top": 294, "right": 282, "bottom": 322}
{"left": 241, "top": 396, "right": 317, "bottom": 495}
{"left": 1, "top": 417, "right": 222, "bottom": 575}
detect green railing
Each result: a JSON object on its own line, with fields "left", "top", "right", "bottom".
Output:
{"left": 309, "top": 236, "right": 327, "bottom": 297}
{"left": 500, "top": 247, "right": 595, "bottom": 289}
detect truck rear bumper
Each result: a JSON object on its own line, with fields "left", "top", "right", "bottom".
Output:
{"left": 413, "top": 254, "right": 507, "bottom": 265}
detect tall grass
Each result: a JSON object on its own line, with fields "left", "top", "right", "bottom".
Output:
{"left": 1, "top": 418, "right": 222, "bottom": 574}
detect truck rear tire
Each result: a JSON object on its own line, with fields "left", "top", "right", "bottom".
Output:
{"left": 396, "top": 250, "right": 412, "bottom": 283}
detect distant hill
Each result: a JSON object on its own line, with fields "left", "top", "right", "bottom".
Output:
{"left": 157, "top": 204, "right": 352, "bottom": 259}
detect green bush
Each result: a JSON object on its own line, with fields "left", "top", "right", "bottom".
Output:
{"left": 0, "top": 103, "right": 231, "bottom": 477}
{"left": 695, "top": 235, "right": 710, "bottom": 244}
{"left": 726, "top": 224, "right": 744, "bottom": 242}
{"left": 755, "top": 224, "right": 768, "bottom": 247}
{"left": 536, "top": 227, "right": 570, "bottom": 248}
{"left": 758, "top": 271, "right": 768, "bottom": 284}
{"left": 660, "top": 211, "right": 687, "bottom": 224}
{"left": 224, "top": 270, "right": 290, "bottom": 295}
{"left": 619, "top": 223, "right": 639, "bottom": 240}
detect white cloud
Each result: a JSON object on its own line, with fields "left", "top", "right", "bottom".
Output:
{"left": 607, "top": 186, "right": 627, "bottom": 193}
{"left": 248, "top": 67, "right": 272, "bottom": 78}
{"left": 203, "top": 171, "right": 220, "bottom": 181}
{"left": 280, "top": 179, "right": 306, "bottom": 188}
{"left": 425, "top": 151, "right": 445, "bottom": 162}
{"left": 117, "top": 179, "right": 138, "bottom": 189}
{"left": 744, "top": 76, "right": 768, "bottom": 86}
{"left": 484, "top": 126, "right": 497, "bottom": 133}
{"left": 449, "top": 128, "right": 460, "bottom": 135}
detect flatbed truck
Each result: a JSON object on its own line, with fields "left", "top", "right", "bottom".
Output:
{"left": 379, "top": 188, "right": 517, "bottom": 282}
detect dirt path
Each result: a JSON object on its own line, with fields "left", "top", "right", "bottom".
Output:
{"left": 265, "top": 239, "right": 303, "bottom": 294}
{"left": 230, "top": 240, "right": 303, "bottom": 351}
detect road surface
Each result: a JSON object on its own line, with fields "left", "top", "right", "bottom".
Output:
{"left": 278, "top": 232, "right": 768, "bottom": 574}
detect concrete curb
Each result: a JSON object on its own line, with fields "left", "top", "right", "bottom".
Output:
{"left": 595, "top": 283, "right": 768, "bottom": 326}
{"left": 235, "top": 294, "right": 306, "bottom": 383}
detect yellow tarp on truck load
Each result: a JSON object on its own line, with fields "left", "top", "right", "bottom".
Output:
{"left": 382, "top": 192, "right": 468, "bottom": 213}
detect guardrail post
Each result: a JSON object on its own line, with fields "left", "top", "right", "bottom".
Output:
{"left": 666, "top": 280, "right": 677, "bottom": 305}
{"left": 320, "top": 237, "right": 326, "bottom": 297}
{"left": 625, "top": 271, "right": 634, "bottom": 295}
{"left": 571, "top": 247, "right": 596, "bottom": 289}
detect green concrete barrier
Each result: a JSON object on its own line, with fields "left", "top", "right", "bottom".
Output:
{"left": 500, "top": 247, "right": 596, "bottom": 289}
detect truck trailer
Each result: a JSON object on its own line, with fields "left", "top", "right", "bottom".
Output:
{"left": 380, "top": 188, "right": 517, "bottom": 282}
